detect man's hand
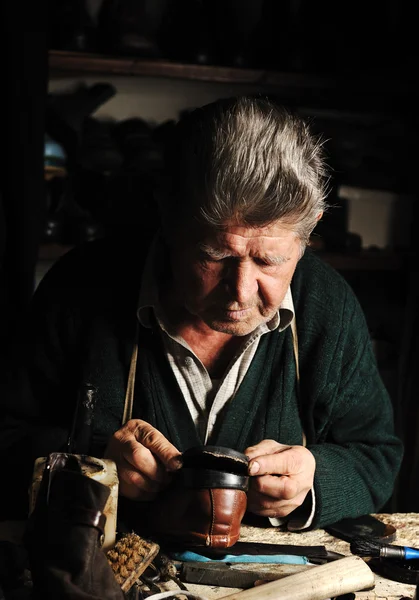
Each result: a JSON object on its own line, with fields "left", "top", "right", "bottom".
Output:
{"left": 104, "top": 419, "right": 182, "bottom": 501}
{"left": 245, "top": 440, "right": 316, "bottom": 518}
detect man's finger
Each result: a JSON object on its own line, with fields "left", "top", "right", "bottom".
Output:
{"left": 247, "top": 487, "right": 310, "bottom": 518}
{"left": 248, "top": 446, "right": 314, "bottom": 477}
{"left": 249, "top": 473, "right": 301, "bottom": 500}
{"left": 127, "top": 419, "right": 182, "bottom": 470}
{"left": 123, "top": 439, "right": 172, "bottom": 484}
{"left": 245, "top": 439, "right": 290, "bottom": 461}
{"left": 117, "top": 455, "right": 168, "bottom": 500}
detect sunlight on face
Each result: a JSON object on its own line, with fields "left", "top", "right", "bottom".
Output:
{"left": 167, "top": 221, "right": 301, "bottom": 336}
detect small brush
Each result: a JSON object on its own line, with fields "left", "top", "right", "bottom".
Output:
{"left": 350, "top": 537, "right": 419, "bottom": 560}
{"left": 106, "top": 532, "right": 160, "bottom": 592}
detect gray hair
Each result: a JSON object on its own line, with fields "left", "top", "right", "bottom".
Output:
{"left": 159, "top": 96, "right": 328, "bottom": 244}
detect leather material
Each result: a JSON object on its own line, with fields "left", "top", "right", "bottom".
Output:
{"left": 143, "top": 445, "right": 249, "bottom": 548}
{"left": 25, "top": 453, "right": 124, "bottom": 599}
{"left": 48, "top": 506, "right": 107, "bottom": 536}
{"left": 180, "top": 467, "right": 249, "bottom": 491}
{"left": 182, "top": 445, "right": 249, "bottom": 475}
{"left": 146, "top": 486, "right": 247, "bottom": 548}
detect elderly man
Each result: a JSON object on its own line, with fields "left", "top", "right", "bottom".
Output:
{"left": 0, "top": 96, "right": 402, "bottom": 530}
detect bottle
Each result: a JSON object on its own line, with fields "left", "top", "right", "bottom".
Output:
{"left": 67, "top": 383, "right": 98, "bottom": 455}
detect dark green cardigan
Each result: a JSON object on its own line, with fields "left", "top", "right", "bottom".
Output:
{"left": 1, "top": 237, "right": 403, "bottom": 527}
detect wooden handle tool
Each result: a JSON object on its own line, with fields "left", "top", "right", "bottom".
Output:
{"left": 217, "top": 555, "right": 374, "bottom": 600}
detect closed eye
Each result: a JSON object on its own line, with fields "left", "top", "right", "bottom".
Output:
{"left": 254, "top": 256, "right": 289, "bottom": 267}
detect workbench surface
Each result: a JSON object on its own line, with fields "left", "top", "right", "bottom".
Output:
{"left": 1, "top": 513, "right": 418, "bottom": 599}
{"left": 159, "top": 513, "right": 419, "bottom": 599}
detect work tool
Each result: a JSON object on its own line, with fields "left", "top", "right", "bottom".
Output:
{"left": 167, "top": 541, "right": 334, "bottom": 564}
{"left": 215, "top": 555, "right": 375, "bottom": 600}
{"left": 170, "top": 550, "right": 309, "bottom": 565}
{"left": 350, "top": 537, "right": 419, "bottom": 560}
{"left": 106, "top": 532, "right": 160, "bottom": 593}
{"left": 179, "top": 561, "right": 314, "bottom": 588}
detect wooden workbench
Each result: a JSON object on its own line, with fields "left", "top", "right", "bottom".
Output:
{"left": 1, "top": 513, "right": 418, "bottom": 599}
{"left": 158, "top": 513, "right": 419, "bottom": 599}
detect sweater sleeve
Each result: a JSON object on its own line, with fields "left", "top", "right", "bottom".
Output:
{"left": 306, "top": 287, "right": 403, "bottom": 529}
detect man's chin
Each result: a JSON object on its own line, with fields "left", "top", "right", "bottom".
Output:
{"left": 205, "top": 318, "right": 259, "bottom": 337}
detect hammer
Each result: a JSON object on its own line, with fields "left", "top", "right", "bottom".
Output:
{"left": 218, "top": 555, "right": 374, "bottom": 600}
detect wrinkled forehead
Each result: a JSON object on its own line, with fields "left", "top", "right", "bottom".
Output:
{"left": 170, "top": 219, "right": 299, "bottom": 253}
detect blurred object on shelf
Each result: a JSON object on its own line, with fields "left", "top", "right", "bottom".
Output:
{"left": 46, "top": 82, "right": 116, "bottom": 162}
{"left": 253, "top": 0, "right": 307, "bottom": 71}
{"left": 152, "top": 119, "right": 176, "bottom": 149}
{"left": 297, "top": 107, "right": 414, "bottom": 197}
{"left": 113, "top": 118, "right": 162, "bottom": 173}
{"left": 44, "top": 134, "right": 68, "bottom": 180}
{"left": 45, "top": 0, "right": 415, "bottom": 75}
{"left": 79, "top": 117, "right": 124, "bottom": 173}
{"left": 47, "top": 0, "right": 97, "bottom": 52}
{"left": 212, "top": 0, "right": 265, "bottom": 68}
{"left": 97, "top": 0, "right": 167, "bottom": 58}
{"left": 160, "top": 0, "right": 216, "bottom": 65}
{"left": 339, "top": 185, "right": 415, "bottom": 252}
{"left": 313, "top": 182, "right": 363, "bottom": 253}
{"left": 43, "top": 175, "right": 105, "bottom": 246}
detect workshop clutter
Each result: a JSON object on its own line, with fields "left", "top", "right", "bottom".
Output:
{"left": 22, "top": 446, "right": 251, "bottom": 597}
{"left": 2, "top": 446, "right": 381, "bottom": 598}
{"left": 44, "top": 83, "right": 173, "bottom": 245}
{"left": 46, "top": 0, "right": 404, "bottom": 75}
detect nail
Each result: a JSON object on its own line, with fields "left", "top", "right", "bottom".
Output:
{"left": 168, "top": 456, "right": 183, "bottom": 471}
{"left": 249, "top": 461, "right": 260, "bottom": 475}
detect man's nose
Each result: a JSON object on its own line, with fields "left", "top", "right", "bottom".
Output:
{"left": 223, "top": 260, "right": 258, "bottom": 303}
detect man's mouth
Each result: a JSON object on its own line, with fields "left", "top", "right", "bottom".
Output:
{"left": 222, "top": 307, "right": 253, "bottom": 320}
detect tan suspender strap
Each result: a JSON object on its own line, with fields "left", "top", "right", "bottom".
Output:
{"left": 123, "top": 316, "right": 306, "bottom": 445}
{"left": 291, "top": 316, "right": 306, "bottom": 447}
{"left": 291, "top": 316, "right": 300, "bottom": 383}
{"left": 122, "top": 338, "right": 138, "bottom": 426}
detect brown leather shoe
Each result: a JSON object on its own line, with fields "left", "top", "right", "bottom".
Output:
{"left": 142, "top": 446, "right": 249, "bottom": 549}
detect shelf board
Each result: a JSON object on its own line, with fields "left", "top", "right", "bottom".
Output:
{"left": 38, "top": 242, "right": 407, "bottom": 271}
{"left": 48, "top": 50, "right": 332, "bottom": 88}
{"left": 48, "top": 50, "right": 410, "bottom": 98}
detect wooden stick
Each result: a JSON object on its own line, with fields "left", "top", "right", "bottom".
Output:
{"left": 217, "top": 555, "right": 374, "bottom": 600}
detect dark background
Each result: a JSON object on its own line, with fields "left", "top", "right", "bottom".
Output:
{"left": 1, "top": 0, "right": 417, "bottom": 512}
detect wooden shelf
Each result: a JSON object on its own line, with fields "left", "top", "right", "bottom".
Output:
{"left": 48, "top": 50, "right": 410, "bottom": 99}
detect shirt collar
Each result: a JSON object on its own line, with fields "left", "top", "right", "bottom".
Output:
{"left": 137, "top": 234, "right": 295, "bottom": 333}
